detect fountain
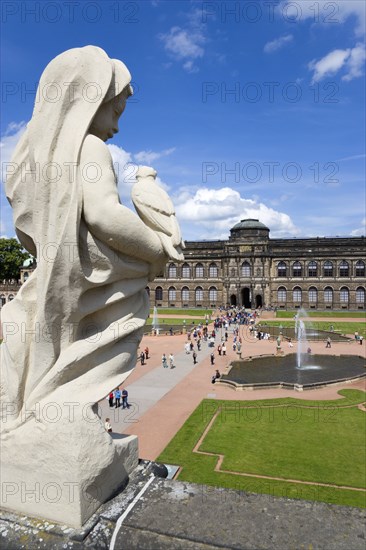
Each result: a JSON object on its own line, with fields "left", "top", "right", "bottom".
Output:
{"left": 152, "top": 305, "right": 158, "bottom": 332}
{"left": 221, "top": 308, "right": 365, "bottom": 390}
{"left": 295, "top": 308, "right": 310, "bottom": 369}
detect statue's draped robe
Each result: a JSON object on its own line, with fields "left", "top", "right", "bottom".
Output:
{"left": 1, "top": 47, "right": 149, "bottom": 430}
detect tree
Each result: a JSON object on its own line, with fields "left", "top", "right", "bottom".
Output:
{"left": 0, "top": 238, "right": 31, "bottom": 280}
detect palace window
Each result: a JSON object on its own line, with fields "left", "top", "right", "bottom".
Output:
{"left": 339, "top": 261, "right": 349, "bottom": 277}
{"left": 195, "top": 263, "right": 204, "bottom": 278}
{"left": 308, "top": 287, "right": 317, "bottom": 302}
{"left": 293, "top": 287, "right": 302, "bottom": 302}
{"left": 308, "top": 261, "right": 317, "bottom": 277}
{"left": 209, "top": 263, "right": 218, "bottom": 277}
{"left": 323, "top": 261, "right": 333, "bottom": 277}
{"left": 181, "top": 263, "right": 191, "bottom": 278}
{"left": 292, "top": 262, "right": 302, "bottom": 277}
{"left": 8, "top": 295, "right": 14, "bottom": 301}
{"left": 355, "top": 261, "right": 365, "bottom": 277}
{"left": 181, "top": 286, "right": 190, "bottom": 301}
{"left": 324, "top": 287, "right": 333, "bottom": 303}
{"left": 195, "top": 287, "right": 203, "bottom": 302}
{"left": 241, "top": 261, "right": 251, "bottom": 277}
{"left": 155, "top": 287, "right": 163, "bottom": 301}
{"left": 277, "top": 262, "right": 287, "bottom": 277}
{"left": 209, "top": 287, "right": 217, "bottom": 302}
{"left": 0, "top": 295, "right": 5, "bottom": 306}
{"left": 168, "top": 263, "right": 177, "bottom": 278}
{"left": 277, "top": 287, "right": 287, "bottom": 301}
{"left": 168, "top": 287, "right": 176, "bottom": 301}
{"left": 340, "top": 287, "right": 349, "bottom": 303}
{"left": 356, "top": 287, "right": 365, "bottom": 304}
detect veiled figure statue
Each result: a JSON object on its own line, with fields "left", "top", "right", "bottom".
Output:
{"left": 0, "top": 46, "right": 183, "bottom": 527}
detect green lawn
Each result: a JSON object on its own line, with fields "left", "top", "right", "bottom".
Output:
{"left": 150, "top": 308, "right": 213, "bottom": 317}
{"left": 146, "top": 317, "right": 206, "bottom": 326}
{"left": 262, "top": 320, "right": 366, "bottom": 338}
{"left": 276, "top": 311, "right": 366, "bottom": 319}
{"left": 158, "top": 390, "right": 366, "bottom": 508}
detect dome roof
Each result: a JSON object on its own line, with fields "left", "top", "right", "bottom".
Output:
{"left": 231, "top": 219, "right": 269, "bottom": 231}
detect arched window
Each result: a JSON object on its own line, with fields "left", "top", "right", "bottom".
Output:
{"left": 0, "top": 295, "right": 6, "bottom": 306}
{"left": 277, "top": 261, "right": 287, "bottom": 277}
{"left": 195, "top": 263, "right": 204, "bottom": 278}
{"left": 181, "top": 286, "right": 190, "bottom": 301}
{"left": 323, "top": 261, "right": 333, "bottom": 277}
{"left": 241, "top": 261, "right": 251, "bottom": 277}
{"left": 355, "top": 261, "right": 365, "bottom": 277}
{"left": 308, "top": 261, "right": 317, "bottom": 277}
{"left": 293, "top": 287, "right": 302, "bottom": 302}
{"left": 23, "top": 271, "right": 29, "bottom": 280}
{"left": 340, "top": 287, "right": 349, "bottom": 303}
{"left": 277, "top": 287, "right": 287, "bottom": 302}
{"left": 168, "top": 287, "right": 176, "bottom": 301}
{"left": 339, "top": 261, "right": 349, "bottom": 277}
{"left": 181, "top": 263, "right": 191, "bottom": 278}
{"left": 168, "top": 263, "right": 177, "bottom": 278}
{"left": 209, "top": 287, "right": 217, "bottom": 302}
{"left": 209, "top": 263, "right": 218, "bottom": 277}
{"left": 356, "top": 287, "right": 365, "bottom": 304}
{"left": 155, "top": 287, "right": 163, "bottom": 301}
{"left": 195, "top": 287, "right": 203, "bottom": 302}
{"left": 308, "top": 287, "right": 317, "bottom": 303}
{"left": 292, "top": 262, "right": 302, "bottom": 277}
{"left": 324, "top": 287, "right": 333, "bottom": 303}
{"left": 8, "top": 295, "right": 14, "bottom": 301}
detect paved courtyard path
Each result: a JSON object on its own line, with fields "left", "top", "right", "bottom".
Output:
{"left": 99, "top": 323, "right": 365, "bottom": 460}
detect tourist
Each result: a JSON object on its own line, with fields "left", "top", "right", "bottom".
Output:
{"left": 122, "top": 388, "right": 129, "bottom": 409}
{"left": 162, "top": 353, "right": 168, "bottom": 368}
{"left": 140, "top": 351, "right": 145, "bottom": 365}
{"left": 307, "top": 347, "right": 312, "bottom": 354}
{"left": 217, "top": 344, "right": 222, "bottom": 356}
{"left": 169, "top": 327, "right": 173, "bottom": 336}
{"left": 326, "top": 337, "right": 331, "bottom": 348}
{"left": 114, "top": 388, "right": 121, "bottom": 408}
{"left": 193, "top": 351, "right": 198, "bottom": 364}
{"left": 169, "top": 353, "right": 175, "bottom": 368}
{"left": 210, "top": 352, "right": 215, "bottom": 365}
{"left": 197, "top": 339, "right": 201, "bottom": 351}
{"left": 105, "top": 418, "right": 112, "bottom": 433}
{"left": 288, "top": 338, "right": 294, "bottom": 348}
{"left": 359, "top": 336, "right": 363, "bottom": 345}
{"left": 215, "top": 369, "right": 221, "bottom": 379}
{"left": 222, "top": 343, "right": 227, "bottom": 355}
{"left": 144, "top": 346, "right": 149, "bottom": 359}
{"left": 185, "top": 342, "right": 190, "bottom": 354}
{"left": 190, "top": 341, "right": 194, "bottom": 351}
{"left": 108, "top": 390, "right": 114, "bottom": 408}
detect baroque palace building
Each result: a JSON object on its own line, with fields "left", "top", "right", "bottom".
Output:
{"left": 1, "top": 219, "right": 365, "bottom": 311}
{"left": 147, "top": 219, "right": 366, "bottom": 311}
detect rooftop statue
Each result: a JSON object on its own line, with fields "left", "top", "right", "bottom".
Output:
{"left": 0, "top": 45, "right": 183, "bottom": 527}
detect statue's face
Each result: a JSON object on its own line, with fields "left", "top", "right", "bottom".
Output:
{"left": 89, "top": 90, "right": 128, "bottom": 142}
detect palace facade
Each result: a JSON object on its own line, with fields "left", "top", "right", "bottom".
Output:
{"left": 147, "top": 219, "right": 365, "bottom": 311}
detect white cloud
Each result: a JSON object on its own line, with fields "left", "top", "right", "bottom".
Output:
{"left": 264, "top": 34, "right": 293, "bottom": 53}
{"left": 308, "top": 48, "right": 350, "bottom": 82}
{"left": 174, "top": 187, "right": 299, "bottom": 239}
{"left": 278, "top": 1, "right": 366, "bottom": 35}
{"left": 342, "top": 43, "right": 366, "bottom": 81}
{"left": 1, "top": 121, "right": 27, "bottom": 184}
{"left": 1, "top": 122, "right": 28, "bottom": 238}
{"left": 308, "top": 44, "right": 365, "bottom": 83}
{"left": 107, "top": 144, "right": 136, "bottom": 199}
{"left": 351, "top": 218, "right": 366, "bottom": 236}
{"left": 134, "top": 147, "right": 175, "bottom": 164}
{"left": 158, "top": 11, "right": 207, "bottom": 73}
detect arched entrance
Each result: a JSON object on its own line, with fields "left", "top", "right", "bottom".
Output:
{"left": 241, "top": 288, "right": 251, "bottom": 308}
{"left": 255, "top": 294, "right": 262, "bottom": 308}
{"left": 230, "top": 294, "right": 237, "bottom": 306}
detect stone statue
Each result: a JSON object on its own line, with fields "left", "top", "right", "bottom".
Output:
{"left": 0, "top": 46, "right": 183, "bottom": 527}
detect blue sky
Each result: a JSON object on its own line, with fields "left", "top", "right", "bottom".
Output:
{"left": 1, "top": 0, "right": 365, "bottom": 241}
